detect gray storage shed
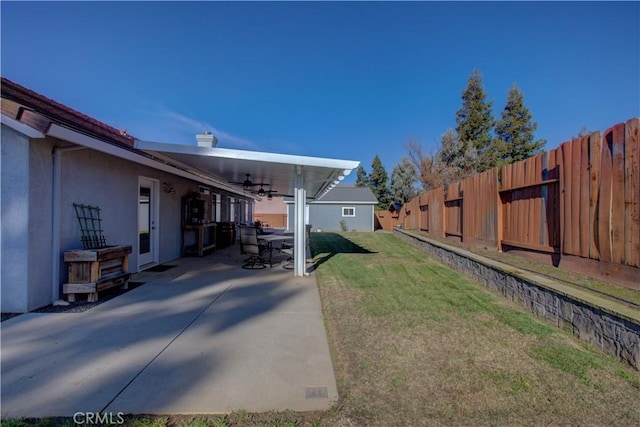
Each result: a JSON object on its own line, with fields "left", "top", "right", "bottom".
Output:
{"left": 286, "top": 185, "right": 378, "bottom": 232}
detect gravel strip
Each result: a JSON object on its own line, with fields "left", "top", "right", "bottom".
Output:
{"left": 1, "top": 281, "right": 146, "bottom": 320}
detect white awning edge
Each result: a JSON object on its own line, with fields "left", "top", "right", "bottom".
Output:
{"left": 135, "top": 139, "right": 360, "bottom": 171}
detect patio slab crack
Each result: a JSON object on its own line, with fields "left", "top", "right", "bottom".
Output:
{"left": 100, "top": 281, "right": 235, "bottom": 414}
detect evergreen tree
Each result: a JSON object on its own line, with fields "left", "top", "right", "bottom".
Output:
{"left": 390, "top": 157, "right": 418, "bottom": 205}
{"left": 369, "top": 155, "right": 391, "bottom": 206}
{"left": 574, "top": 125, "right": 591, "bottom": 139}
{"left": 438, "top": 128, "right": 463, "bottom": 167}
{"left": 456, "top": 69, "right": 496, "bottom": 172}
{"left": 436, "top": 129, "right": 478, "bottom": 185}
{"left": 355, "top": 165, "right": 369, "bottom": 188}
{"left": 495, "top": 84, "right": 545, "bottom": 164}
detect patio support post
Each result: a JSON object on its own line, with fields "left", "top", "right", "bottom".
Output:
{"left": 294, "top": 166, "right": 307, "bottom": 276}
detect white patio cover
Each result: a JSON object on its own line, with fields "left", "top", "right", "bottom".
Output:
{"left": 134, "top": 140, "right": 360, "bottom": 276}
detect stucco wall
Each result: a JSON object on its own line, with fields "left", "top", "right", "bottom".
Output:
{"left": 1, "top": 125, "right": 30, "bottom": 312}
{"left": 56, "top": 144, "right": 250, "bottom": 276}
{"left": 2, "top": 130, "right": 253, "bottom": 312}
{"left": 57, "top": 145, "right": 141, "bottom": 273}
{"left": 28, "top": 138, "right": 54, "bottom": 310}
{"left": 254, "top": 196, "right": 287, "bottom": 214}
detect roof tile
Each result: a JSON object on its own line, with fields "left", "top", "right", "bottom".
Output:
{"left": 1, "top": 77, "right": 136, "bottom": 148}
{"left": 316, "top": 185, "right": 378, "bottom": 203}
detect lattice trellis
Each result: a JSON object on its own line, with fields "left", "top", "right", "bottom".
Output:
{"left": 73, "top": 203, "right": 108, "bottom": 249}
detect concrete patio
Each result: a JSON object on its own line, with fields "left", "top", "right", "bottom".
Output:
{"left": 1, "top": 244, "right": 338, "bottom": 418}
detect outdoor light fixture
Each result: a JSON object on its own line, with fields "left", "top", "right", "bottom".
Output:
{"left": 163, "top": 182, "right": 175, "bottom": 194}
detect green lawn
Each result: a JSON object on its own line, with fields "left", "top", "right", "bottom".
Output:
{"left": 5, "top": 232, "right": 639, "bottom": 427}
{"left": 414, "top": 230, "right": 640, "bottom": 306}
{"left": 312, "top": 232, "right": 640, "bottom": 426}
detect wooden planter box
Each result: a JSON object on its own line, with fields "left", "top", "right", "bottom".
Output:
{"left": 63, "top": 245, "right": 132, "bottom": 302}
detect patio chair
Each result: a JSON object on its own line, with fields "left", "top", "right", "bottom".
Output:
{"left": 239, "top": 225, "right": 267, "bottom": 269}
{"left": 280, "top": 225, "right": 310, "bottom": 269}
{"left": 280, "top": 241, "right": 294, "bottom": 269}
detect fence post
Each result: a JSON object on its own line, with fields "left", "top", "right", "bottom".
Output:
{"left": 598, "top": 127, "right": 615, "bottom": 262}
{"left": 497, "top": 166, "right": 504, "bottom": 251}
{"left": 558, "top": 141, "right": 567, "bottom": 256}
{"left": 625, "top": 118, "right": 639, "bottom": 267}
{"left": 589, "top": 132, "right": 602, "bottom": 260}
{"left": 441, "top": 187, "right": 446, "bottom": 239}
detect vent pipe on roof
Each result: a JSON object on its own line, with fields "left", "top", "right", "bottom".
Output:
{"left": 196, "top": 131, "right": 218, "bottom": 148}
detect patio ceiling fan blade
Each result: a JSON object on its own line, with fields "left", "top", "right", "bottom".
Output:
{"left": 263, "top": 188, "right": 281, "bottom": 200}
{"left": 229, "top": 173, "right": 253, "bottom": 187}
{"left": 230, "top": 173, "right": 268, "bottom": 189}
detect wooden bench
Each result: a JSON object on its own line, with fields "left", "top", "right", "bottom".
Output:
{"left": 63, "top": 245, "right": 132, "bottom": 302}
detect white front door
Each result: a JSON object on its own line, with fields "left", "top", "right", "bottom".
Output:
{"left": 138, "top": 177, "right": 159, "bottom": 268}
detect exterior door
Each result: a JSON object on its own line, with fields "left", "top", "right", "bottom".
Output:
{"left": 138, "top": 177, "right": 159, "bottom": 267}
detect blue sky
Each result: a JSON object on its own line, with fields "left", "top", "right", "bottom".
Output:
{"left": 2, "top": 1, "right": 638, "bottom": 183}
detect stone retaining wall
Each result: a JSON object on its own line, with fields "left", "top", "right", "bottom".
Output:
{"left": 394, "top": 228, "right": 640, "bottom": 370}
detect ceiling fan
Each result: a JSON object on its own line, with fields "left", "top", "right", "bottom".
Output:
{"left": 229, "top": 174, "right": 267, "bottom": 190}
{"left": 252, "top": 184, "right": 279, "bottom": 199}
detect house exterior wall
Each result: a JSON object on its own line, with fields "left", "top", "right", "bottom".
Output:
{"left": 1, "top": 125, "right": 31, "bottom": 312}
{"left": 254, "top": 196, "right": 287, "bottom": 227}
{"left": 57, "top": 144, "right": 145, "bottom": 274}
{"left": 1, "top": 129, "right": 252, "bottom": 312}
{"left": 56, "top": 144, "right": 250, "bottom": 277}
{"left": 28, "top": 137, "right": 54, "bottom": 310}
{"left": 287, "top": 203, "right": 374, "bottom": 232}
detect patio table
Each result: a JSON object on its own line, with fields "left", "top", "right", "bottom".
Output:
{"left": 258, "top": 234, "right": 294, "bottom": 267}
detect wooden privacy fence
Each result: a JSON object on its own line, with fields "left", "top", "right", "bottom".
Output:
{"left": 444, "top": 182, "right": 463, "bottom": 239}
{"left": 374, "top": 211, "right": 397, "bottom": 231}
{"left": 378, "top": 117, "right": 639, "bottom": 277}
{"left": 500, "top": 149, "right": 560, "bottom": 255}
{"left": 556, "top": 120, "right": 639, "bottom": 267}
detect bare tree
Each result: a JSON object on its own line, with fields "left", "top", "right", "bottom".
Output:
{"left": 404, "top": 139, "right": 445, "bottom": 191}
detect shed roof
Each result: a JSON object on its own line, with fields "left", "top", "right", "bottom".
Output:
{"left": 285, "top": 185, "right": 378, "bottom": 204}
